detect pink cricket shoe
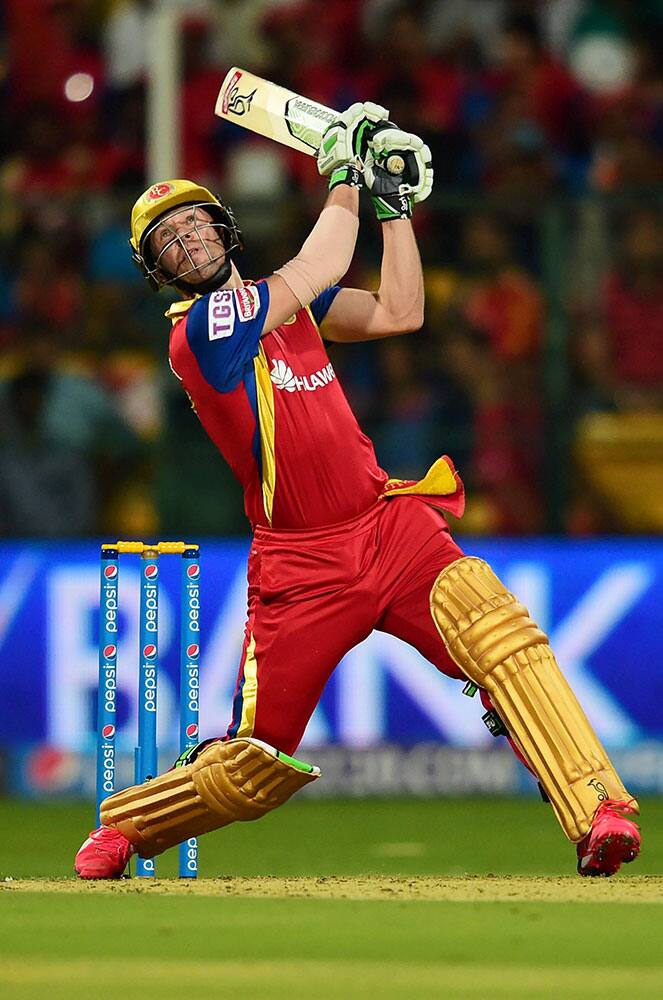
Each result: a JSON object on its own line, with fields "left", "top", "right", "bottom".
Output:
{"left": 75, "top": 826, "right": 135, "bottom": 879}
{"left": 576, "top": 799, "right": 641, "bottom": 877}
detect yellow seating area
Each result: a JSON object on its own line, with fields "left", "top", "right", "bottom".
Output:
{"left": 575, "top": 412, "right": 663, "bottom": 532}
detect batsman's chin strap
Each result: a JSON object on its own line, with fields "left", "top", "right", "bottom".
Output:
{"left": 169, "top": 259, "right": 232, "bottom": 297}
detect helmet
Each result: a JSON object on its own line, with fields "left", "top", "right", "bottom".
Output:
{"left": 129, "top": 179, "right": 244, "bottom": 295}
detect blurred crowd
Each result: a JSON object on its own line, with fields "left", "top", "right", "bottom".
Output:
{"left": 0, "top": 0, "right": 661, "bottom": 538}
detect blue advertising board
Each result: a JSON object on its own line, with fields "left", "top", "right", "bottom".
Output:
{"left": 0, "top": 538, "right": 661, "bottom": 771}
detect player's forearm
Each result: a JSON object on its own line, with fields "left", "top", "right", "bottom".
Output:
{"left": 325, "top": 179, "right": 360, "bottom": 214}
{"left": 376, "top": 219, "right": 424, "bottom": 331}
{"left": 274, "top": 187, "right": 359, "bottom": 307}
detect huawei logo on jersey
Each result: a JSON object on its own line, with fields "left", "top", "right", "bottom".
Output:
{"left": 270, "top": 359, "right": 297, "bottom": 391}
{"left": 270, "top": 358, "right": 336, "bottom": 393}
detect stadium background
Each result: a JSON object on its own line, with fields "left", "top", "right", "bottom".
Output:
{"left": 0, "top": 0, "right": 662, "bottom": 805}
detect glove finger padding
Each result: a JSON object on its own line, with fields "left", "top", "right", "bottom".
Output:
{"left": 317, "top": 101, "right": 390, "bottom": 177}
{"left": 339, "top": 100, "right": 389, "bottom": 131}
{"left": 341, "top": 101, "right": 390, "bottom": 163}
{"left": 368, "top": 128, "right": 434, "bottom": 203}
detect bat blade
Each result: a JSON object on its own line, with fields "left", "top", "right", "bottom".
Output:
{"left": 215, "top": 67, "right": 336, "bottom": 157}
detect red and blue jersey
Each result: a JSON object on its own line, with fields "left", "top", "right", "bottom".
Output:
{"left": 168, "top": 281, "right": 389, "bottom": 529}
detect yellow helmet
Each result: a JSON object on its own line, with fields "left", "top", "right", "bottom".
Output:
{"left": 129, "top": 179, "right": 243, "bottom": 293}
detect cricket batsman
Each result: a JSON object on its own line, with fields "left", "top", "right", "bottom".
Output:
{"left": 75, "top": 102, "right": 640, "bottom": 879}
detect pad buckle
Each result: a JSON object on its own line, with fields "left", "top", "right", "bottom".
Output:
{"left": 482, "top": 709, "right": 507, "bottom": 738}
{"left": 172, "top": 738, "right": 220, "bottom": 769}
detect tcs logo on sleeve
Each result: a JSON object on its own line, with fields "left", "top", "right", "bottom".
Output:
{"left": 208, "top": 286, "right": 260, "bottom": 340}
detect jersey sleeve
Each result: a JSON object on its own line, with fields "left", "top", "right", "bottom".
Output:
{"left": 309, "top": 285, "right": 342, "bottom": 327}
{"left": 184, "top": 282, "right": 269, "bottom": 392}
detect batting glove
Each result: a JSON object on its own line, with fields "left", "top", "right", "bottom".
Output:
{"left": 328, "top": 164, "right": 364, "bottom": 192}
{"left": 317, "top": 101, "right": 390, "bottom": 178}
{"left": 364, "top": 128, "right": 433, "bottom": 221}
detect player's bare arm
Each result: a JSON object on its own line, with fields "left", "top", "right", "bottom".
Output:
{"left": 319, "top": 218, "right": 424, "bottom": 342}
{"left": 261, "top": 102, "right": 394, "bottom": 336}
{"left": 319, "top": 124, "right": 432, "bottom": 343}
{"left": 262, "top": 181, "right": 360, "bottom": 335}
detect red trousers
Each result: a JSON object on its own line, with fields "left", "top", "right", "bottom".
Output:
{"left": 226, "top": 497, "right": 470, "bottom": 754}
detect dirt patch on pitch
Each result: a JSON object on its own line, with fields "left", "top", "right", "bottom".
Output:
{"left": 3, "top": 874, "right": 662, "bottom": 903}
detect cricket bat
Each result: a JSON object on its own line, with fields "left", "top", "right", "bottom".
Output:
{"left": 215, "top": 66, "right": 405, "bottom": 174}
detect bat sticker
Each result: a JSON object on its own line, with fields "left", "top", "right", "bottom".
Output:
{"left": 226, "top": 85, "right": 257, "bottom": 117}
{"left": 221, "top": 70, "right": 242, "bottom": 113}
{"left": 285, "top": 97, "right": 335, "bottom": 152}
{"left": 221, "top": 69, "right": 256, "bottom": 117}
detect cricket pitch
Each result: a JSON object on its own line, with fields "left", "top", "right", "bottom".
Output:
{"left": 3, "top": 873, "right": 662, "bottom": 902}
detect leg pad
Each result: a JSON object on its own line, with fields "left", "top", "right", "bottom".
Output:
{"left": 430, "top": 557, "right": 636, "bottom": 842}
{"left": 100, "top": 737, "right": 319, "bottom": 858}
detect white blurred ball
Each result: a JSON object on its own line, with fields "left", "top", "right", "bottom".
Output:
{"left": 64, "top": 72, "right": 95, "bottom": 103}
{"left": 569, "top": 35, "right": 634, "bottom": 95}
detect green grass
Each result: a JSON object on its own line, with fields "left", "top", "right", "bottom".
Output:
{"left": 3, "top": 894, "right": 663, "bottom": 998}
{"left": 1, "top": 796, "right": 662, "bottom": 878}
{"left": 1, "top": 798, "right": 662, "bottom": 998}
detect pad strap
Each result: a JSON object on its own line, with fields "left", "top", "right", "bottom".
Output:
{"left": 430, "top": 557, "right": 636, "bottom": 842}
{"left": 100, "top": 737, "right": 320, "bottom": 858}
